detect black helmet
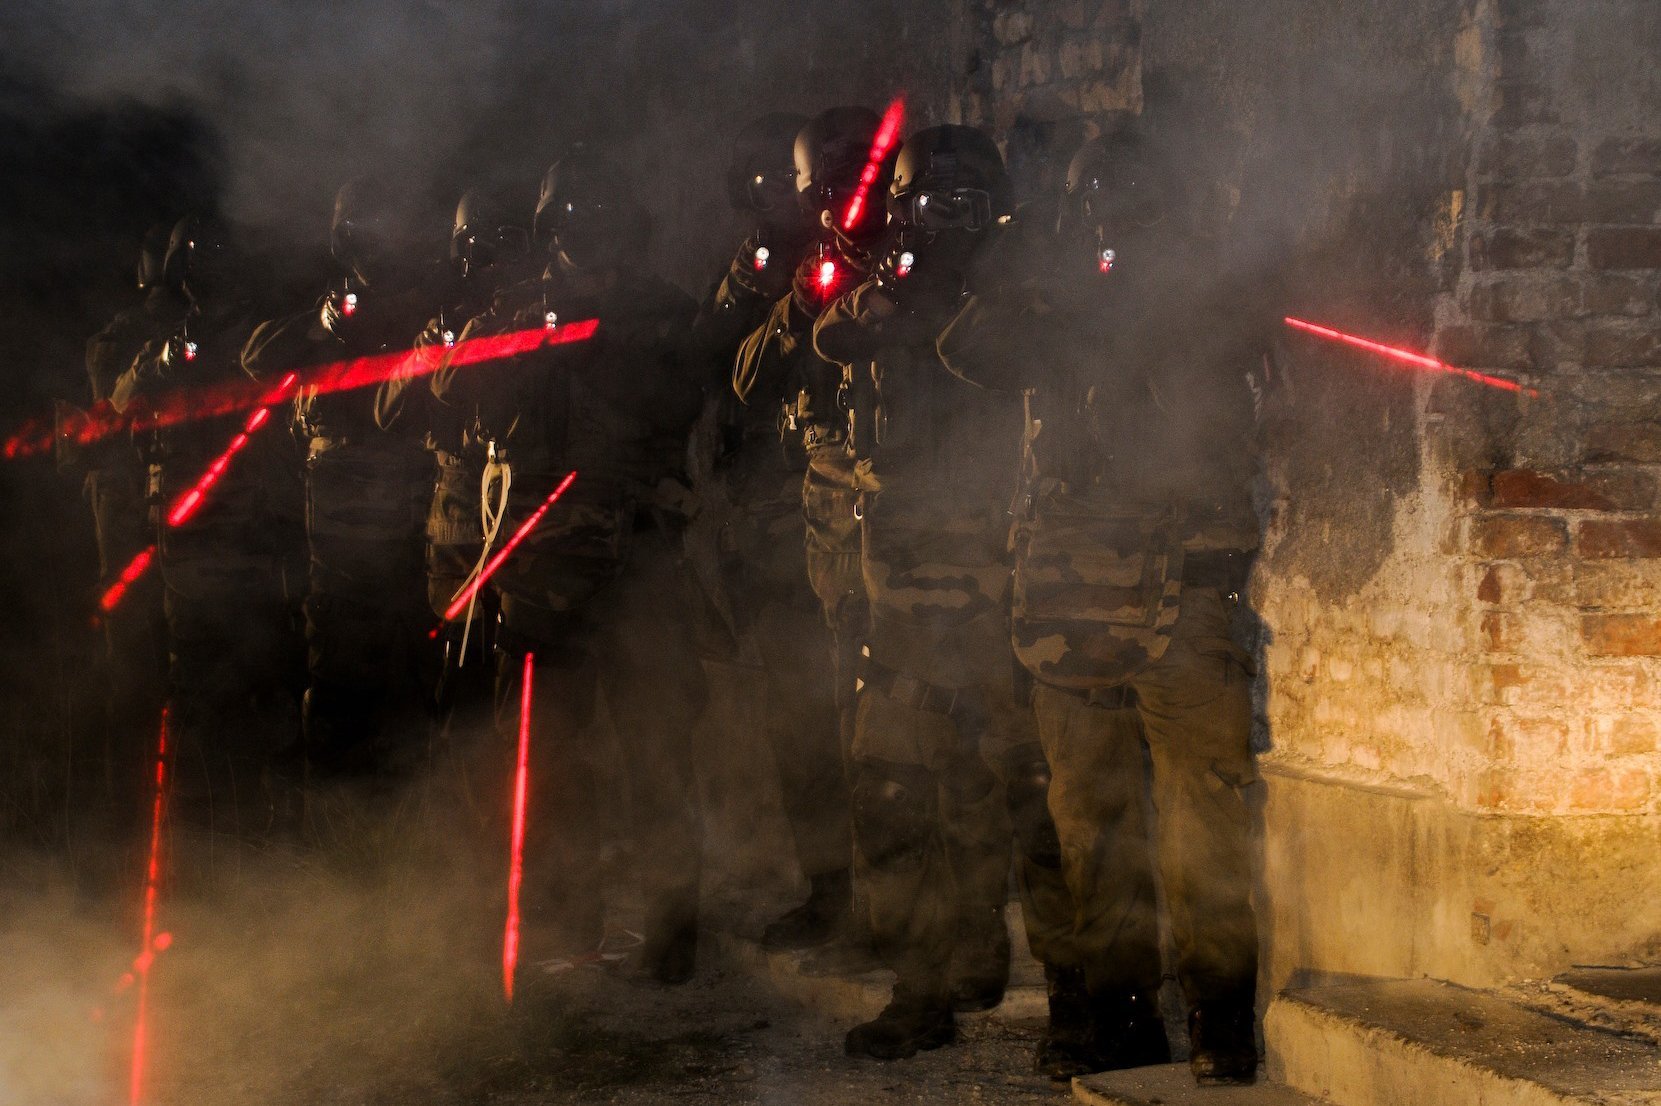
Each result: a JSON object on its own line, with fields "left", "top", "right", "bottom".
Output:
{"left": 534, "top": 147, "right": 634, "bottom": 270}
{"left": 136, "top": 222, "right": 172, "bottom": 292}
{"left": 1062, "top": 132, "right": 1169, "bottom": 237}
{"left": 450, "top": 185, "right": 531, "bottom": 278}
{"left": 888, "top": 125, "right": 1011, "bottom": 233}
{"left": 166, "top": 214, "right": 242, "bottom": 305}
{"left": 726, "top": 112, "right": 808, "bottom": 223}
{"left": 794, "top": 106, "right": 897, "bottom": 240}
{"left": 330, "top": 175, "right": 429, "bottom": 287}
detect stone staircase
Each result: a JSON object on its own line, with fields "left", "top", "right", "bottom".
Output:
{"left": 1077, "top": 970, "right": 1661, "bottom": 1106}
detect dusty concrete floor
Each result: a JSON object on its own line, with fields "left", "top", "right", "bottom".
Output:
{"left": 480, "top": 961, "right": 1061, "bottom": 1106}
{"left": 0, "top": 884, "right": 1063, "bottom": 1106}
{"left": 0, "top": 781, "right": 1065, "bottom": 1106}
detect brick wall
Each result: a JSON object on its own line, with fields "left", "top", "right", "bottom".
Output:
{"left": 951, "top": 0, "right": 1143, "bottom": 197}
{"left": 1435, "top": 0, "right": 1661, "bottom": 815}
{"left": 952, "top": 0, "right": 1661, "bottom": 982}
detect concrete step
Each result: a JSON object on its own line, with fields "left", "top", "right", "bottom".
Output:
{"left": 1267, "top": 977, "right": 1661, "bottom": 1106}
{"left": 1074, "top": 1063, "right": 1323, "bottom": 1105}
{"left": 1511, "top": 966, "right": 1661, "bottom": 1048}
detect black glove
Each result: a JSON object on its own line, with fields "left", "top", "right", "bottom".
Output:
{"left": 874, "top": 240, "right": 965, "bottom": 315}
{"left": 728, "top": 235, "right": 793, "bottom": 301}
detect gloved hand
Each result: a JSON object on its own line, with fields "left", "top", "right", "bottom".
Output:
{"left": 874, "top": 240, "right": 965, "bottom": 315}
{"left": 792, "top": 249, "right": 852, "bottom": 313}
{"left": 158, "top": 331, "right": 198, "bottom": 374}
{"left": 728, "top": 235, "right": 793, "bottom": 300}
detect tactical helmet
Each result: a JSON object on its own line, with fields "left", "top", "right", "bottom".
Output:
{"left": 450, "top": 185, "right": 531, "bottom": 277}
{"left": 1062, "top": 132, "right": 1167, "bottom": 236}
{"left": 726, "top": 112, "right": 809, "bottom": 220}
{"left": 794, "top": 106, "right": 897, "bottom": 240}
{"left": 166, "top": 214, "right": 241, "bottom": 305}
{"left": 887, "top": 125, "right": 1012, "bottom": 232}
{"left": 330, "top": 175, "right": 429, "bottom": 287}
{"left": 534, "top": 147, "right": 634, "bottom": 269}
{"left": 137, "top": 222, "right": 172, "bottom": 292}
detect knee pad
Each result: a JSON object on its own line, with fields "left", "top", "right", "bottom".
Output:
{"left": 1005, "top": 750, "right": 1063, "bottom": 871}
{"left": 851, "top": 762, "right": 936, "bottom": 873}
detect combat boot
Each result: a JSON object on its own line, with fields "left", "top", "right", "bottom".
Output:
{"left": 844, "top": 987, "right": 956, "bottom": 1060}
{"left": 948, "top": 904, "right": 1010, "bottom": 1012}
{"left": 800, "top": 889, "right": 884, "bottom": 976}
{"left": 761, "top": 867, "right": 851, "bottom": 951}
{"left": 1092, "top": 988, "right": 1172, "bottom": 1072}
{"left": 637, "top": 900, "right": 699, "bottom": 985}
{"left": 1034, "top": 966, "right": 1095, "bottom": 1081}
{"left": 1188, "top": 1000, "right": 1257, "bottom": 1085}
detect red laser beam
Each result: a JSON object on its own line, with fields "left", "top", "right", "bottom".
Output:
{"left": 1284, "top": 317, "right": 1539, "bottom": 397}
{"left": 503, "top": 651, "right": 535, "bottom": 1004}
{"left": 88, "top": 321, "right": 597, "bottom": 616}
{"left": 164, "top": 372, "right": 298, "bottom": 527}
{"left": 130, "top": 710, "right": 170, "bottom": 1106}
{"left": 3, "top": 318, "right": 600, "bottom": 461}
{"left": 443, "top": 470, "right": 579, "bottom": 622}
{"left": 841, "top": 98, "right": 905, "bottom": 233}
{"left": 100, "top": 545, "right": 156, "bottom": 613}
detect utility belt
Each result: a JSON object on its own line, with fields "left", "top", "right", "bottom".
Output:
{"left": 1047, "top": 682, "right": 1139, "bottom": 710}
{"left": 782, "top": 393, "right": 845, "bottom": 451}
{"left": 435, "top": 449, "right": 482, "bottom": 470}
{"left": 858, "top": 652, "right": 966, "bottom": 717}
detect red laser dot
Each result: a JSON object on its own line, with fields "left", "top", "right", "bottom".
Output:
{"left": 503, "top": 651, "right": 535, "bottom": 1004}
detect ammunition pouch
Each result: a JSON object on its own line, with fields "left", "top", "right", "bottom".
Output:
{"left": 1011, "top": 483, "right": 1184, "bottom": 690}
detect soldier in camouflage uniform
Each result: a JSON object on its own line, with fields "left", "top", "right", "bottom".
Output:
{"left": 112, "top": 216, "right": 303, "bottom": 838}
{"left": 377, "top": 184, "right": 535, "bottom": 705}
{"left": 429, "top": 148, "right": 707, "bottom": 984}
{"left": 936, "top": 133, "right": 1261, "bottom": 1086}
{"left": 811, "top": 126, "right": 1037, "bottom": 1059}
{"left": 730, "top": 106, "right": 897, "bottom": 963}
{"left": 78, "top": 225, "right": 183, "bottom": 798}
{"left": 242, "top": 176, "right": 441, "bottom": 777}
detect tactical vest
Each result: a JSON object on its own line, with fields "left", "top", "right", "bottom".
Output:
{"left": 1009, "top": 386, "right": 1184, "bottom": 689}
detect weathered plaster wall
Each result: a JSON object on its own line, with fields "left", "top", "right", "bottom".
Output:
{"left": 955, "top": 0, "right": 1661, "bottom": 989}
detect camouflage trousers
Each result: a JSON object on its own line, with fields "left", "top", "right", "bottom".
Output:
{"left": 156, "top": 496, "right": 301, "bottom": 839}
{"left": 802, "top": 452, "right": 867, "bottom": 789}
{"left": 302, "top": 439, "right": 433, "bottom": 772}
{"left": 850, "top": 489, "right": 1051, "bottom": 999}
{"left": 491, "top": 522, "right": 707, "bottom": 955}
{"left": 88, "top": 463, "right": 166, "bottom": 820}
{"left": 1029, "top": 585, "right": 1258, "bottom": 1006}
{"left": 724, "top": 465, "right": 850, "bottom": 880}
